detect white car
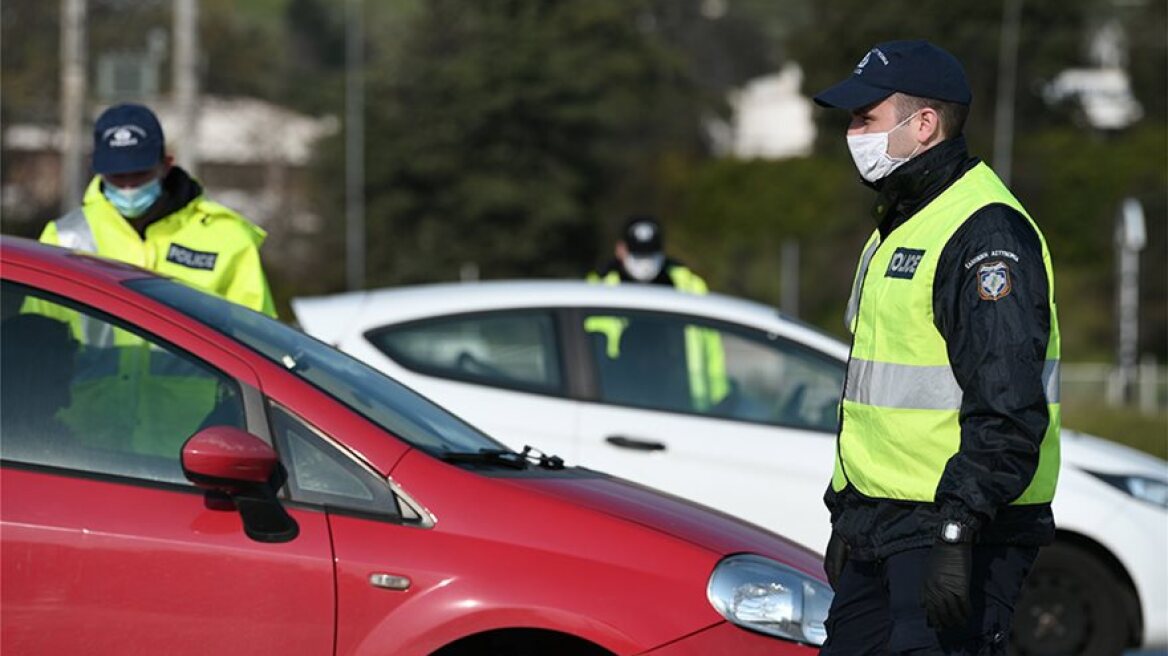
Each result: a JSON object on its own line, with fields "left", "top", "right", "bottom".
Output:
{"left": 294, "top": 281, "right": 1168, "bottom": 655}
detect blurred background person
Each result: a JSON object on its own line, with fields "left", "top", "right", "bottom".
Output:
{"left": 588, "top": 215, "right": 708, "bottom": 293}
{"left": 587, "top": 214, "right": 728, "bottom": 412}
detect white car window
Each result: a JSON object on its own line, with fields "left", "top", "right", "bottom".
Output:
{"left": 1, "top": 281, "right": 246, "bottom": 485}
{"left": 367, "top": 311, "right": 563, "bottom": 393}
{"left": 584, "top": 310, "right": 844, "bottom": 431}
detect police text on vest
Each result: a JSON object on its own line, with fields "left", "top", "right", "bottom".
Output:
{"left": 166, "top": 244, "right": 219, "bottom": 271}
{"left": 885, "top": 248, "right": 925, "bottom": 279}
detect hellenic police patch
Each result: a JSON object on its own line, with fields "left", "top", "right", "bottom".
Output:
{"left": 977, "top": 260, "right": 1012, "bottom": 300}
{"left": 885, "top": 248, "right": 925, "bottom": 279}
{"left": 166, "top": 244, "right": 218, "bottom": 271}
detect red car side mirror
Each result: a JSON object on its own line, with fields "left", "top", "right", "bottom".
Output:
{"left": 182, "top": 426, "right": 278, "bottom": 492}
{"left": 181, "top": 426, "right": 298, "bottom": 544}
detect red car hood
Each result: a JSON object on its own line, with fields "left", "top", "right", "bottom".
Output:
{"left": 502, "top": 471, "right": 825, "bottom": 581}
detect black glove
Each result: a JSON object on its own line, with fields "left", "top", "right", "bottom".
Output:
{"left": 823, "top": 531, "right": 849, "bottom": 590}
{"left": 921, "top": 540, "right": 972, "bottom": 629}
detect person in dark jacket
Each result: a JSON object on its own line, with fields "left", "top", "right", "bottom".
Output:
{"left": 814, "top": 40, "right": 1061, "bottom": 655}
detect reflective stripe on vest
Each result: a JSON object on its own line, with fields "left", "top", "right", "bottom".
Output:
{"left": 833, "top": 163, "right": 1060, "bottom": 505}
{"left": 55, "top": 207, "right": 98, "bottom": 253}
{"left": 845, "top": 358, "right": 1060, "bottom": 409}
{"left": 844, "top": 235, "right": 881, "bottom": 332}
{"left": 51, "top": 208, "right": 118, "bottom": 347}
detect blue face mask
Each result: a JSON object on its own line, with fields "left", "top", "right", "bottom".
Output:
{"left": 102, "top": 176, "right": 163, "bottom": 218}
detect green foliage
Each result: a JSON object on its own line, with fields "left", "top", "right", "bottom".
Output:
{"left": 1013, "top": 124, "right": 1167, "bottom": 360}
{"left": 1, "top": 0, "right": 61, "bottom": 122}
{"left": 664, "top": 155, "right": 868, "bottom": 334}
{"left": 350, "top": 0, "right": 712, "bottom": 285}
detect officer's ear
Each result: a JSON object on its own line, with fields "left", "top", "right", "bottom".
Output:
{"left": 615, "top": 241, "right": 629, "bottom": 260}
{"left": 915, "top": 107, "right": 943, "bottom": 146}
{"left": 159, "top": 154, "right": 175, "bottom": 176}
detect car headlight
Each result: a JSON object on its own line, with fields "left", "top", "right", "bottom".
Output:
{"left": 1086, "top": 471, "right": 1168, "bottom": 509}
{"left": 707, "top": 554, "right": 833, "bottom": 646}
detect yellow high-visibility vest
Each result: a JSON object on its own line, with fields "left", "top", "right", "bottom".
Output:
{"left": 832, "top": 163, "right": 1060, "bottom": 505}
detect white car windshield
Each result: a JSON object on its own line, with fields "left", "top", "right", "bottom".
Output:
{"left": 127, "top": 278, "right": 506, "bottom": 456}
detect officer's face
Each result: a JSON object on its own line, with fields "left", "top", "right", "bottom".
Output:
{"left": 848, "top": 98, "right": 933, "bottom": 159}
{"left": 847, "top": 98, "right": 900, "bottom": 136}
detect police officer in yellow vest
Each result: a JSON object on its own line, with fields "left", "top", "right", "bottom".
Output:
{"left": 813, "top": 42, "right": 1060, "bottom": 655}
{"left": 33, "top": 103, "right": 276, "bottom": 456}
{"left": 41, "top": 103, "right": 276, "bottom": 316}
{"left": 586, "top": 215, "right": 728, "bottom": 411}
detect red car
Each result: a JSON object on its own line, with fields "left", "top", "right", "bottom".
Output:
{"left": 1, "top": 237, "right": 828, "bottom": 656}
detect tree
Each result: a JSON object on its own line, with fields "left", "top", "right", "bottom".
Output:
{"left": 339, "top": 0, "right": 715, "bottom": 285}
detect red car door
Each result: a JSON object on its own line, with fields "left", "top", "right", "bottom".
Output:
{"left": 0, "top": 276, "right": 335, "bottom": 656}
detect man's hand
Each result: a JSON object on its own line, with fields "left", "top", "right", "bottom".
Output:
{"left": 921, "top": 541, "right": 972, "bottom": 629}
{"left": 824, "top": 531, "right": 849, "bottom": 590}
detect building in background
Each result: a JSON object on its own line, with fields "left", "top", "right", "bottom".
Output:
{"left": 709, "top": 62, "right": 817, "bottom": 160}
{"left": 1, "top": 97, "right": 338, "bottom": 254}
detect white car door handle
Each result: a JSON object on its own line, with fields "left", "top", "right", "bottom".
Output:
{"left": 605, "top": 435, "right": 667, "bottom": 452}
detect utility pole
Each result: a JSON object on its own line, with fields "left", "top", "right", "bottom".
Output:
{"left": 60, "top": 0, "right": 88, "bottom": 212}
{"left": 173, "top": 0, "right": 200, "bottom": 176}
{"left": 993, "top": 0, "right": 1022, "bottom": 186}
{"left": 345, "top": 0, "right": 366, "bottom": 291}
{"left": 1112, "top": 198, "right": 1146, "bottom": 405}
{"left": 780, "top": 239, "right": 800, "bottom": 318}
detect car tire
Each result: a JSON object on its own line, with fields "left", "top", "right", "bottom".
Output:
{"left": 1010, "top": 541, "right": 1132, "bottom": 656}
{"left": 433, "top": 630, "right": 613, "bottom": 656}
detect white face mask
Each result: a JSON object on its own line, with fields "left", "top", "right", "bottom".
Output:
{"left": 623, "top": 253, "right": 666, "bottom": 282}
{"left": 846, "top": 112, "right": 922, "bottom": 183}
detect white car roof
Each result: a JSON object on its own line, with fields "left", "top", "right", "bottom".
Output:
{"left": 292, "top": 279, "right": 851, "bottom": 360}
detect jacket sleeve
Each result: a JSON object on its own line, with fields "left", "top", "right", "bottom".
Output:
{"left": 208, "top": 214, "right": 276, "bottom": 319}
{"left": 932, "top": 203, "right": 1053, "bottom": 530}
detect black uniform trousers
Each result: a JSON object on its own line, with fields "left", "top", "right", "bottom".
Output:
{"left": 820, "top": 545, "right": 1039, "bottom": 656}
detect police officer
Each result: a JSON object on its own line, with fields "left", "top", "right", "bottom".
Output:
{"left": 32, "top": 103, "right": 275, "bottom": 456}
{"left": 41, "top": 103, "right": 275, "bottom": 317}
{"left": 813, "top": 41, "right": 1060, "bottom": 654}
{"left": 586, "top": 215, "right": 727, "bottom": 411}
{"left": 587, "top": 215, "right": 708, "bottom": 293}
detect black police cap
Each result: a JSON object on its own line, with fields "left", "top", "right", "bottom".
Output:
{"left": 814, "top": 40, "right": 972, "bottom": 110}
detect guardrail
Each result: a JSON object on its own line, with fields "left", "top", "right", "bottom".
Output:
{"left": 1062, "top": 361, "right": 1167, "bottom": 414}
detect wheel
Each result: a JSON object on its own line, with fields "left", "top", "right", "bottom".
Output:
{"left": 432, "top": 629, "right": 613, "bottom": 656}
{"left": 1010, "top": 541, "right": 1132, "bottom": 656}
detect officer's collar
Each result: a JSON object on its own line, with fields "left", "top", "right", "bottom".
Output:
{"left": 868, "top": 135, "right": 974, "bottom": 238}
{"left": 130, "top": 166, "right": 203, "bottom": 237}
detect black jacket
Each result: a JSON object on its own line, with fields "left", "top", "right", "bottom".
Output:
{"left": 826, "top": 136, "right": 1056, "bottom": 560}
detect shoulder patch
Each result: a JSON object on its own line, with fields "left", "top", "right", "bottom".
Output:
{"left": 977, "top": 260, "right": 1012, "bottom": 301}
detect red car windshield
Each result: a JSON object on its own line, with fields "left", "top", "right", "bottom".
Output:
{"left": 127, "top": 278, "right": 506, "bottom": 456}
